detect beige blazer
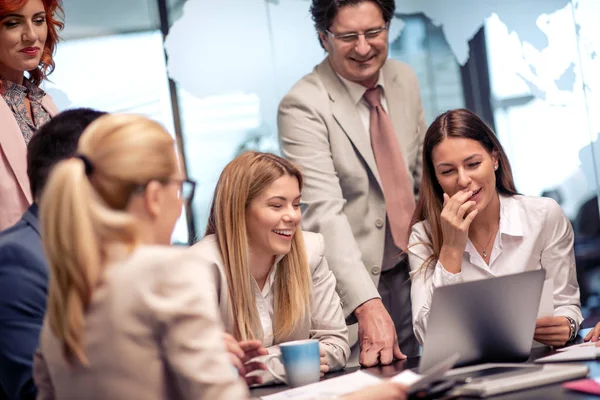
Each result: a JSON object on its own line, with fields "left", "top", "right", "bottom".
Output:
{"left": 0, "top": 95, "right": 58, "bottom": 231}
{"left": 34, "top": 245, "right": 248, "bottom": 400}
{"left": 190, "top": 232, "right": 350, "bottom": 375}
{"left": 278, "top": 58, "right": 427, "bottom": 319}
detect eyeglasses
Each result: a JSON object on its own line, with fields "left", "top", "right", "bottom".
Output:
{"left": 135, "top": 178, "right": 197, "bottom": 203}
{"left": 166, "top": 178, "right": 196, "bottom": 203}
{"left": 326, "top": 24, "right": 389, "bottom": 44}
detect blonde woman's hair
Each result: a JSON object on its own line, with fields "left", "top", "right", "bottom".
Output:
{"left": 40, "top": 114, "right": 177, "bottom": 366}
{"left": 206, "top": 151, "right": 311, "bottom": 342}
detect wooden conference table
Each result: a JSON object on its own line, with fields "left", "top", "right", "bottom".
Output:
{"left": 250, "top": 337, "right": 599, "bottom": 399}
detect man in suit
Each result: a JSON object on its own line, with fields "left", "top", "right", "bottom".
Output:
{"left": 0, "top": 108, "right": 105, "bottom": 400}
{"left": 278, "top": 0, "right": 427, "bottom": 366}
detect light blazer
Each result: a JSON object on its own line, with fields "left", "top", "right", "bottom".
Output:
{"left": 278, "top": 58, "right": 427, "bottom": 319}
{"left": 190, "top": 231, "right": 350, "bottom": 374}
{"left": 0, "top": 94, "right": 58, "bottom": 231}
{"left": 34, "top": 245, "right": 248, "bottom": 400}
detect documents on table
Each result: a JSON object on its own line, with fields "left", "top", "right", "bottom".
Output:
{"left": 557, "top": 342, "right": 600, "bottom": 352}
{"left": 536, "top": 278, "right": 554, "bottom": 319}
{"left": 535, "top": 342, "right": 600, "bottom": 363}
{"left": 261, "top": 370, "right": 422, "bottom": 400}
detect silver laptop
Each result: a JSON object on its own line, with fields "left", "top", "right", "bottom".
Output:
{"left": 418, "top": 269, "right": 546, "bottom": 373}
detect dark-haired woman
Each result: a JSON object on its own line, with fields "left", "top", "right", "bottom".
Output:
{"left": 408, "top": 108, "right": 582, "bottom": 348}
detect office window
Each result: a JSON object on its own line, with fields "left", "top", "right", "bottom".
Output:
{"left": 485, "top": 0, "right": 600, "bottom": 315}
{"left": 44, "top": 0, "right": 188, "bottom": 243}
{"left": 166, "top": 1, "right": 464, "bottom": 236}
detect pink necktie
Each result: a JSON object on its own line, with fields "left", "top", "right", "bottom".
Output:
{"left": 364, "top": 86, "right": 415, "bottom": 250}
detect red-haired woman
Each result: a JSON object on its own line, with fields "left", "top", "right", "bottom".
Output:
{"left": 0, "top": 0, "right": 63, "bottom": 230}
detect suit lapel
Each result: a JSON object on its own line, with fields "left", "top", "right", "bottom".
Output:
{"left": 0, "top": 97, "right": 32, "bottom": 202}
{"left": 0, "top": 94, "right": 58, "bottom": 204}
{"left": 316, "top": 58, "right": 382, "bottom": 189}
{"left": 41, "top": 94, "right": 59, "bottom": 117}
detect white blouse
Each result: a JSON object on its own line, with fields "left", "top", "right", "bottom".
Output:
{"left": 408, "top": 195, "right": 583, "bottom": 345}
{"left": 253, "top": 260, "right": 279, "bottom": 347}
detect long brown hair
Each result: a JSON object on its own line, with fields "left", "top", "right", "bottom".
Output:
{"left": 0, "top": 0, "right": 64, "bottom": 87}
{"left": 206, "top": 151, "right": 311, "bottom": 342}
{"left": 412, "top": 108, "right": 518, "bottom": 272}
{"left": 41, "top": 114, "right": 177, "bottom": 365}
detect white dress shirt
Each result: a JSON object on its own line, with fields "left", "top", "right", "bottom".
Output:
{"left": 252, "top": 258, "right": 282, "bottom": 347}
{"left": 337, "top": 72, "right": 388, "bottom": 138}
{"left": 408, "top": 195, "right": 583, "bottom": 345}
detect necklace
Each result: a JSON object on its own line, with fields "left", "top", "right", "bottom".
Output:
{"left": 472, "top": 224, "right": 499, "bottom": 258}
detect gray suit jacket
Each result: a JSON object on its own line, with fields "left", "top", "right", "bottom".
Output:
{"left": 278, "top": 58, "right": 427, "bottom": 320}
{"left": 190, "top": 231, "right": 350, "bottom": 374}
{"left": 34, "top": 246, "right": 248, "bottom": 400}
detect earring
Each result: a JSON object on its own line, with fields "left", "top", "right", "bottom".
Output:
{"left": 494, "top": 165, "right": 498, "bottom": 171}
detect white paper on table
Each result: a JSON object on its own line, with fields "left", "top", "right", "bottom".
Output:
{"left": 261, "top": 370, "right": 425, "bottom": 400}
{"left": 390, "top": 370, "right": 422, "bottom": 386}
{"left": 534, "top": 346, "right": 600, "bottom": 363}
{"left": 261, "top": 370, "right": 382, "bottom": 400}
{"left": 557, "top": 342, "right": 600, "bottom": 352}
{"left": 536, "top": 278, "right": 554, "bottom": 319}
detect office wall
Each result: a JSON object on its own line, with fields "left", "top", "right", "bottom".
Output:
{"left": 46, "top": 0, "right": 600, "bottom": 313}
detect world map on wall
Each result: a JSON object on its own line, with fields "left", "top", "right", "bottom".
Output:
{"left": 394, "top": 0, "right": 596, "bottom": 104}
{"left": 162, "top": 0, "right": 599, "bottom": 225}
{"left": 166, "top": 0, "right": 597, "bottom": 107}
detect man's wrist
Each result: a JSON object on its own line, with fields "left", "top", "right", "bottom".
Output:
{"left": 353, "top": 298, "right": 382, "bottom": 319}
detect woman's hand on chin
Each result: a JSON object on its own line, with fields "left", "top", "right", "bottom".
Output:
{"left": 440, "top": 190, "right": 478, "bottom": 250}
{"left": 438, "top": 190, "right": 478, "bottom": 273}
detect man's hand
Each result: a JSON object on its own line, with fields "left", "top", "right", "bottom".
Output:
{"left": 222, "top": 332, "right": 268, "bottom": 385}
{"left": 354, "top": 298, "right": 405, "bottom": 366}
{"left": 534, "top": 317, "right": 572, "bottom": 347}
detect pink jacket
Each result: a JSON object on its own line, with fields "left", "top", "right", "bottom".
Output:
{"left": 0, "top": 95, "right": 58, "bottom": 231}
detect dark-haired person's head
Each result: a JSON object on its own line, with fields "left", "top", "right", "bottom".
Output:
{"left": 411, "top": 108, "right": 519, "bottom": 272}
{"left": 27, "top": 108, "right": 106, "bottom": 202}
{"left": 414, "top": 108, "right": 519, "bottom": 228}
{"left": 311, "top": 0, "right": 394, "bottom": 88}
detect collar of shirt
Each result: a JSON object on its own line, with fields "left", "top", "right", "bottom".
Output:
{"left": 464, "top": 195, "right": 524, "bottom": 262}
{"left": 256, "top": 254, "right": 286, "bottom": 298}
{"left": 337, "top": 71, "right": 387, "bottom": 110}
{"left": 1, "top": 77, "right": 46, "bottom": 103}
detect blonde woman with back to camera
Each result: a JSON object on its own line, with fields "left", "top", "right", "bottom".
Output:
{"left": 33, "top": 114, "right": 249, "bottom": 399}
{"left": 34, "top": 124, "right": 408, "bottom": 400}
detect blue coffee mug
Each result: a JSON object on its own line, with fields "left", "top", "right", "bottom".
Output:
{"left": 264, "top": 339, "right": 321, "bottom": 387}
